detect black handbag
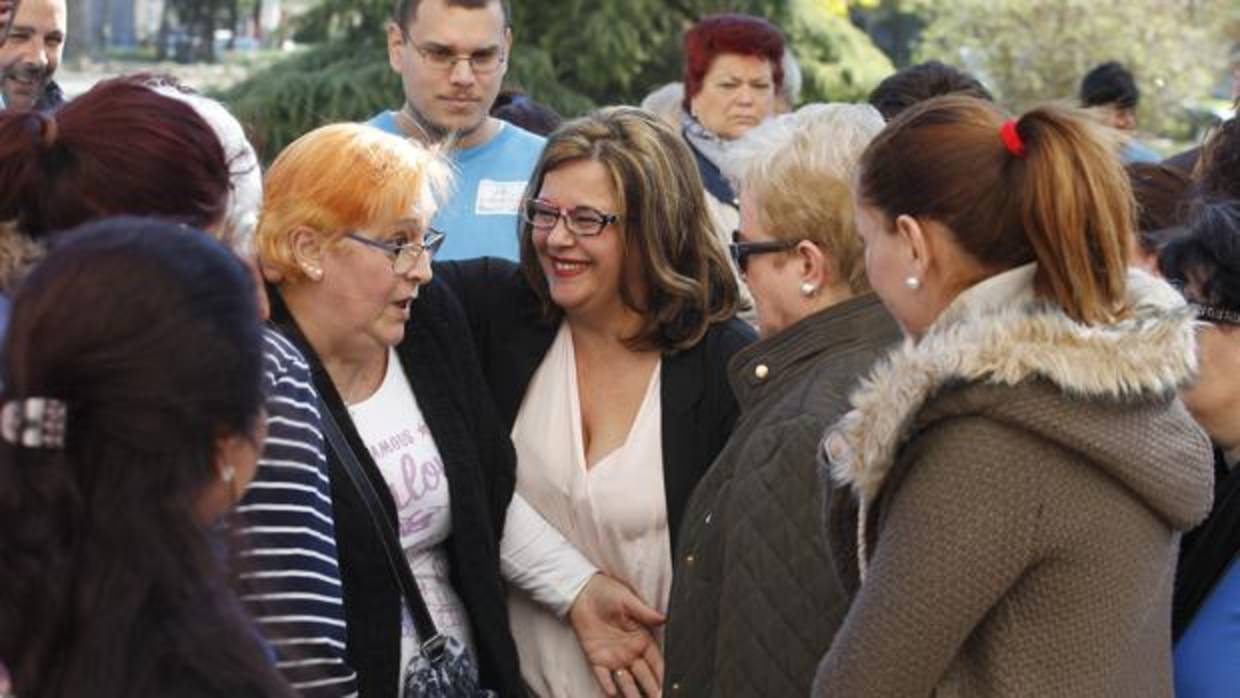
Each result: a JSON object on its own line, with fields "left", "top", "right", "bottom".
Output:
{"left": 319, "top": 400, "right": 496, "bottom": 698}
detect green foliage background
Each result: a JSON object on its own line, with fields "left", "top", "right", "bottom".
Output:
{"left": 220, "top": 0, "right": 1238, "bottom": 161}
{"left": 220, "top": 0, "right": 894, "bottom": 161}
{"left": 914, "top": 0, "right": 1238, "bottom": 139}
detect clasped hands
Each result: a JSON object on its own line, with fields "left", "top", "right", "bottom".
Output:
{"left": 568, "top": 573, "right": 665, "bottom": 698}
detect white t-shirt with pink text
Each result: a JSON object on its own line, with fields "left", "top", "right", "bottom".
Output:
{"left": 346, "top": 349, "right": 475, "bottom": 690}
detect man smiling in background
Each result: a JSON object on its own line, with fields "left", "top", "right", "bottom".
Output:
{"left": 0, "top": 0, "right": 65, "bottom": 112}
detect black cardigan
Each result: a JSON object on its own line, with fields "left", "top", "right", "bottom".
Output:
{"left": 268, "top": 281, "right": 525, "bottom": 698}
{"left": 434, "top": 257, "right": 755, "bottom": 551}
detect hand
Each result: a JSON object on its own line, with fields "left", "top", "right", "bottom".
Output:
{"left": 568, "top": 573, "right": 666, "bottom": 697}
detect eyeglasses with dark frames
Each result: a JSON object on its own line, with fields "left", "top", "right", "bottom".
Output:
{"left": 729, "top": 230, "right": 800, "bottom": 274}
{"left": 521, "top": 197, "right": 621, "bottom": 238}
{"left": 344, "top": 228, "right": 446, "bottom": 274}
{"left": 409, "top": 40, "right": 506, "bottom": 75}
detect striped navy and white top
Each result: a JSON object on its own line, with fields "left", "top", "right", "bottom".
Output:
{"left": 236, "top": 329, "right": 358, "bottom": 696}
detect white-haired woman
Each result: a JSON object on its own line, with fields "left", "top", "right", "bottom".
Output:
{"left": 662, "top": 103, "right": 901, "bottom": 698}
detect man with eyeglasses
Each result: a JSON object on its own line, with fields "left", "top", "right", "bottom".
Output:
{"left": 367, "top": 0, "right": 542, "bottom": 262}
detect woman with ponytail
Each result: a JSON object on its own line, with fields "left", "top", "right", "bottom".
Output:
{"left": 0, "top": 218, "right": 294, "bottom": 698}
{"left": 812, "top": 96, "right": 1215, "bottom": 696}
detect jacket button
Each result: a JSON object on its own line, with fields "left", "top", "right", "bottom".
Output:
{"left": 685, "top": 554, "right": 696, "bottom": 565}
{"left": 754, "top": 364, "right": 769, "bottom": 380}
{"left": 672, "top": 682, "right": 683, "bottom": 693}
{"left": 704, "top": 512, "right": 712, "bottom": 525}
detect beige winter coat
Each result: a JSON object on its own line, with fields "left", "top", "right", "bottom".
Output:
{"left": 812, "top": 265, "right": 1215, "bottom": 697}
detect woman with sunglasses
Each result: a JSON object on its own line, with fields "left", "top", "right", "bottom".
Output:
{"left": 1162, "top": 201, "right": 1240, "bottom": 698}
{"left": 436, "top": 106, "right": 753, "bottom": 698}
{"left": 662, "top": 103, "right": 900, "bottom": 698}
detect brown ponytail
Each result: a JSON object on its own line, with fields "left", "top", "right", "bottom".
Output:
{"left": 859, "top": 95, "right": 1133, "bottom": 324}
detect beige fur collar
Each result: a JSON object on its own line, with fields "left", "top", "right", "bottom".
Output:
{"left": 824, "top": 267, "right": 1198, "bottom": 507}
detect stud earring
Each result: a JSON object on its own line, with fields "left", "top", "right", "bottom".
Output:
{"left": 220, "top": 464, "right": 236, "bottom": 482}
{"left": 904, "top": 276, "right": 921, "bottom": 290}
{"left": 800, "top": 282, "right": 818, "bottom": 297}
{"left": 305, "top": 266, "right": 322, "bottom": 281}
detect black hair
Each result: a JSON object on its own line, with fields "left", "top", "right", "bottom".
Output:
{"left": 1159, "top": 201, "right": 1240, "bottom": 314}
{"left": 1127, "top": 162, "right": 1193, "bottom": 255}
{"left": 1080, "top": 61, "right": 1140, "bottom": 109}
{"left": 1199, "top": 116, "right": 1240, "bottom": 202}
{"left": 867, "top": 60, "right": 994, "bottom": 121}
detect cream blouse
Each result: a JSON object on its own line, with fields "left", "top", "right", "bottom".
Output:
{"left": 508, "top": 322, "right": 671, "bottom": 698}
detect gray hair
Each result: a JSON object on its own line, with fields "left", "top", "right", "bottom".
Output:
{"left": 639, "top": 81, "right": 686, "bottom": 132}
{"left": 724, "top": 102, "right": 886, "bottom": 293}
{"left": 726, "top": 102, "right": 884, "bottom": 191}
{"left": 152, "top": 87, "right": 263, "bottom": 258}
{"left": 779, "top": 50, "right": 802, "bottom": 109}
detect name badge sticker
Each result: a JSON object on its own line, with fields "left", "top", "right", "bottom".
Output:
{"left": 475, "top": 180, "right": 527, "bottom": 216}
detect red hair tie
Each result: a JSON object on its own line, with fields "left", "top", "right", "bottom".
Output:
{"left": 1000, "top": 119, "right": 1026, "bottom": 158}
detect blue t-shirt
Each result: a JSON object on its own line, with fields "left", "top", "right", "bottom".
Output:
{"left": 1174, "top": 555, "right": 1240, "bottom": 697}
{"left": 366, "top": 112, "right": 545, "bottom": 262}
{"left": 1123, "top": 139, "right": 1161, "bottom": 164}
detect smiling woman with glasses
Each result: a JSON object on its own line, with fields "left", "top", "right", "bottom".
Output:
{"left": 520, "top": 197, "right": 621, "bottom": 237}
{"left": 436, "top": 106, "right": 753, "bottom": 698}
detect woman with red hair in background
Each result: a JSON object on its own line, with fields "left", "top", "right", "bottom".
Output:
{"left": 680, "top": 14, "right": 785, "bottom": 320}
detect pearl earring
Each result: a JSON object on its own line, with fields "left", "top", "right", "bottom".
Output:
{"left": 905, "top": 276, "right": 921, "bottom": 290}
{"left": 220, "top": 464, "right": 236, "bottom": 483}
{"left": 305, "top": 266, "right": 322, "bottom": 280}
{"left": 800, "top": 282, "right": 818, "bottom": 297}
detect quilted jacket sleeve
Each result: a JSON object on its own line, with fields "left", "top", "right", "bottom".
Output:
{"left": 714, "top": 415, "right": 852, "bottom": 698}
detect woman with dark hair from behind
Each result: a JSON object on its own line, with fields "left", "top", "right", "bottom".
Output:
{"left": 0, "top": 75, "right": 359, "bottom": 695}
{"left": 1161, "top": 201, "right": 1240, "bottom": 698}
{"left": 1197, "top": 116, "right": 1240, "bottom": 202}
{"left": 1127, "top": 162, "right": 1192, "bottom": 272}
{"left": 0, "top": 218, "right": 293, "bottom": 698}
{"left": 812, "top": 96, "right": 1213, "bottom": 695}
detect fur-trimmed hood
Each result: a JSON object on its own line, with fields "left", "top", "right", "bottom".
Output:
{"left": 824, "top": 264, "right": 1210, "bottom": 536}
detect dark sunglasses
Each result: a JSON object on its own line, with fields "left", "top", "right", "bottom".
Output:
{"left": 728, "top": 230, "right": 798, "bottom": 274}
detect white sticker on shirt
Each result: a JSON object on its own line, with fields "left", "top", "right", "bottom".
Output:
{"left": 475, "top": 179, "right": 527, "bottom": 216}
